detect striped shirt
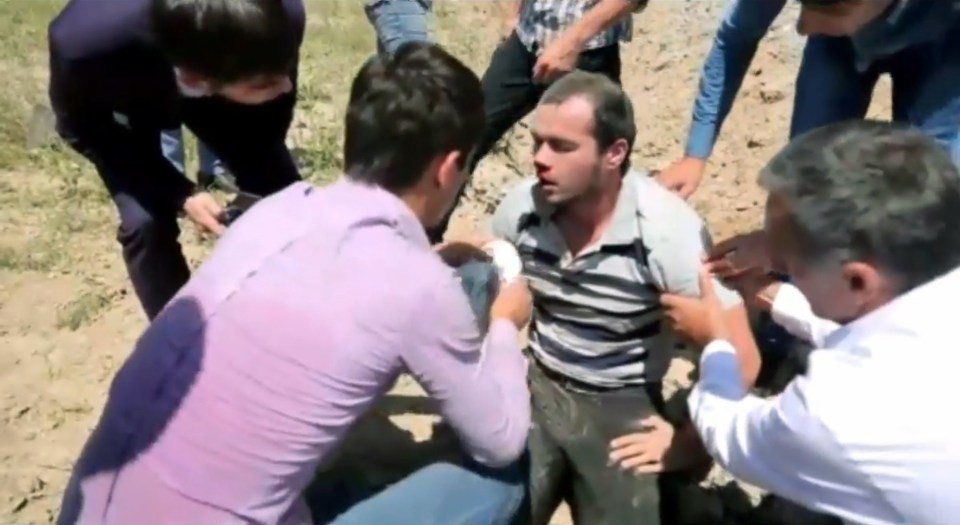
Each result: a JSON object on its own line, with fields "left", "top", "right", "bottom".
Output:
{"left": 515, "top": 0, "right": 648, "bottom": 51}
{"left": 492, "top": 170, "right": 742, "bottom": 387}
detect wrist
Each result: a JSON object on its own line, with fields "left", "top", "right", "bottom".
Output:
{"left": 753, "top": 281, "right": 782, "bottom": 312}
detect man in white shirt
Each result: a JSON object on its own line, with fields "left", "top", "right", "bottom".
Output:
{"left": 644, "top": 120, "right": 960, "bottom": 525}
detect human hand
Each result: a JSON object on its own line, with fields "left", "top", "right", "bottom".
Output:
{"left": 489, "top": 277, "right": 533, "bottom": 330}
{"left": 500, "top": 15, "right": 517, "bottom": 42}
{"left": 655, "top": 157, "right": 706, "bottom": 199}
{"left": 722, "top": 268, "right": 783, "bottom": 312}
{"left": 532, "top": 31, "right": 583, "bottom": 84}
{"left": 704, "top": 230, "right": 770, "bottom": 279}
{"left": 661, "top": 266, "right": 729, "bottom": 348}
{"left": 183, "top": 191, "right": 225, "bottom": 236}
{"left": 609, "top": 416, "right": 705, "bottom": 474}
{"left": 435, "top": 240, "right": 492, "bottom": 267}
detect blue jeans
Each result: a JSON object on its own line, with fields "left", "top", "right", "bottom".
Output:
{"left": 792, "top": 32, "right": 960, "bottom": 164}
{"left": 364, "top": 0, "right": 432, "bottom": 55}
{"left": 319, "top": 461, "right": 526, "bottom": 525}
{"left": 160, "top": 128, "right": 223, "bottom": 175}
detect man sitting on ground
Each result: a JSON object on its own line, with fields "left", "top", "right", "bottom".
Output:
{"left": 487, "top": 70, "right": 761, "bottom": 525}
{"left": 56, "top": 42, "right": 533, "bottom": 525}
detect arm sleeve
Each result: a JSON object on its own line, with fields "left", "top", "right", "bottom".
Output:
{"left": 770, "top": 283, "right": 841, "bottom": 347}
{"left": 645, "top": 208, "right": 742, "bottom": 309}
{"left": 688, "top": 341, "right": 877, "bottom": 521}
{"left": 48, "top": 41, "right": 194, "bottom": 207}
{"left": 684, "top": 0, "right": 786, "bottom": 159}
{"left": 400, "top": 274, "right": 531, "bottom": 467}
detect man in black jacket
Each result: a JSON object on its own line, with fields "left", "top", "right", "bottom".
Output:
{"left": 48, "top": 0, "right": 306, "bottom": 319}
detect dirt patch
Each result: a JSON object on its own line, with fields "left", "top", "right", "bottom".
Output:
{"left": 0, "top": 1, "right": 895, "bottom": 524}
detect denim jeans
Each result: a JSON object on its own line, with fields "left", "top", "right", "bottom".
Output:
{"left": 160, "top": 127, "right": 223, "bottom": 175}
{"left": 317, "top": 460, "right": 526, "bottom": 525}
{"left": 364, "top": 0, "right": 432, "bottom": 55}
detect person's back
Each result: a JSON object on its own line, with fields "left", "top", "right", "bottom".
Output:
{"left": 57, "top": 42, "right": 533, "bottom": 525}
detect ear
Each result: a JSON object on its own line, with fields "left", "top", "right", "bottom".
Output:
{"left": 436, "top": 150, "right": 464, "bottom": 189}
{"left": 841, "top": 260, "right": 887, "bottom": 306}
{"left": 603, "top": 138, "right": 630, "bottom": 172}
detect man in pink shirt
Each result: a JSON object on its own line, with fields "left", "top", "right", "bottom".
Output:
{"left": 57, "top": 42, "right": 533, "bottom": 525}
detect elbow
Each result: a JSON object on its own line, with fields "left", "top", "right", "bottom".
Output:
{"left": 471, "top": 426, "right": 527, "bottom": 468}
{"left": 466, "top": 409, "right": 531, "bottom": 468}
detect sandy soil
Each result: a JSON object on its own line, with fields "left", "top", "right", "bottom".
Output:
{"left": 0, "top": 1, "right": 892, "bottom": 524}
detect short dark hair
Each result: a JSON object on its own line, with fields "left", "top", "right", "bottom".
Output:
{"left": 151, "top": 0, "right": 300, "bottom": 83}
{"left": 343, "top": 42, "right": 485, "bottom": 192}
{"left": 760, "top": 119, "right": 960, "bottom": 292}
{"left": 539, "top": 70, "right": 636, "bottom": 173}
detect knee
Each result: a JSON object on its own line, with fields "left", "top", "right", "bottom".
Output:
{"left": 419, "top": 459, "right": 526, "bottom": 496}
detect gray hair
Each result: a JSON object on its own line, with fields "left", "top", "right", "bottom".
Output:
{"left": 759, "top": 119, "right": 960, "bottom": 292}
{"left": 539, "top": 70, "right": 636, "bottom": 173}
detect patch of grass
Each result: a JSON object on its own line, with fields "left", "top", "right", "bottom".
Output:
{"left": 0, "top": 239, "right": 67, "bottom": 273}
{"left": 55, "top": 282, "right": 119, "bottom": 331}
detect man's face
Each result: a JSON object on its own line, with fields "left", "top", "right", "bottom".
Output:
{"left": 216, "top": 74, "right": 293, "bottom": 105}
{"left": 530, "top": 97, "right": 604, "bottom": 206}
{"left": 797, "top": 0, "right": 893, "bottom": 36}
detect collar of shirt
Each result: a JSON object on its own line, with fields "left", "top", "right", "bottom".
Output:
{"left": 529, "top": 169, "right": 642, "bottom": 257}
{"left": 823, "top": 265, "right": 960, "bottom": 350}
{"left": 850, "top": 0, "right": 960, "bottom": 71}
{"left": 332, "top": 176, "right": 430, "bottom": 248}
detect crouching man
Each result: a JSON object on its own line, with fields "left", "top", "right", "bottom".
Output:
{"left": 56, "top": 43, "right": 533, "bottom": 525}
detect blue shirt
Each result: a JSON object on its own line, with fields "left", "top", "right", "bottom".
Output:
{"left": 684, "top": 0, "right": 960, "bottom": 160}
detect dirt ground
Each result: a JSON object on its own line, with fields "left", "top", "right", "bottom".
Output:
{"left": 0, "top": 1, "right": 892, "bottom": 524}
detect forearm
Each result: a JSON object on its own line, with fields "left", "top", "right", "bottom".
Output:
{"left": 444, "top": 319, "right": 530, "bottom": 466}
{"left": 683, "top": 0, "right": 785, "bottom": 159}
{"left": 722, "top": 305, "right": 761, "bottom": 389}
{"left": 54, "top": 106, "right": 195, "bottom": 206}
{"left": 563, "top": 0, "right": 642, "bottom": 46}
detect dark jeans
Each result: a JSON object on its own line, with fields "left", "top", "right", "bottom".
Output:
{"left": 426, "top": 32, "right": 622, "bottom": 244}
{"left": 519, "top": 360, "right": 670, "bottom": 525}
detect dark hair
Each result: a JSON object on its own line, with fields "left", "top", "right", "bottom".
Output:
{"left": 539, "top": 70, "right": 636, "bottom": 173}
{"left": 759, "top": 119, "right": 960, "bottom": 292}
{"left": 343, "top": 42, "right": 485, "bottom": 192}
{"left": 151, "top": 0, "right": 300, "bottom": 83}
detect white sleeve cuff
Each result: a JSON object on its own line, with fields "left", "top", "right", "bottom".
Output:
{"left": 770, "top": 283, "right": 811, "bottom": 328}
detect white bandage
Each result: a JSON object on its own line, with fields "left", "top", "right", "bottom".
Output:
{"left": 483, "top": 239, "right": 522, "bottom": 283}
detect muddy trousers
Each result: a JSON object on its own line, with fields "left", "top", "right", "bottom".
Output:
{"left": 516, "top": 360, "right": 677, "bottom": 525}
{"left": 426, "top": 32, "right": 621, "bottom": 244}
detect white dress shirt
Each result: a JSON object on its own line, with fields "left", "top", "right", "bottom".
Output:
{"left": 689, "top": 268, "right": 960, "bottom": 525}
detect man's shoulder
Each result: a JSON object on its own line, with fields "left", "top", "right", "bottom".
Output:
{"left": 49, "top": 0, "right": 152, "bottom": 61}
{"left": 498, "top": 178, "right": 539, "bottom": 214}
{"left": 492, "top": 178, "right": 539, "bottom": 236}
{"left": 628, "top": 169, "right": 707, "bottom": 237}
